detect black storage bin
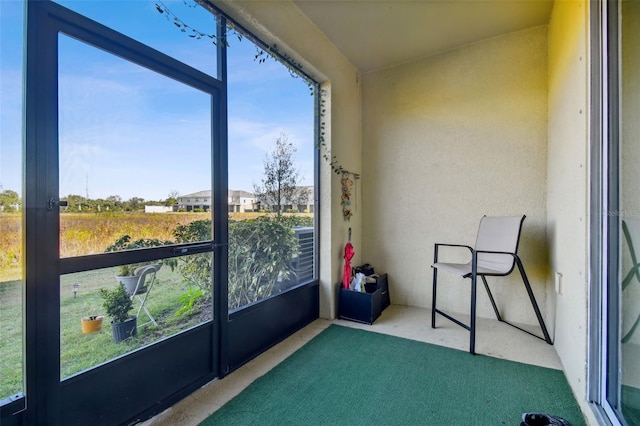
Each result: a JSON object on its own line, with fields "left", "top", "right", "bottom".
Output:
{"left": 376, "top": 273, "right": 390, "bottom": 311}
{"left": 338, "top": 285, "right": 382, "bottom": 325}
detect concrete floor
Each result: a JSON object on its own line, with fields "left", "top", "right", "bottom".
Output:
{"left": 141, "top": 304, "right": 562, "bottom": 425}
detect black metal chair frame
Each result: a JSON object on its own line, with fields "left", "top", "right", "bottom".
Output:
{"left": 431, "top": 218, "right": 553, "bottom": 354}
{"left": 621, "top": 219, "right": 640, "bottom": 343}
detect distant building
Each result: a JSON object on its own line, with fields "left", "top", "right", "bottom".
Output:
{"left": 254, "top": 186, "right": 315, "bottom": 213}
{"left": 177, "top": 190, "right": 212, "bottom": 212}
{"left": 228, "top": 190, "right": 257, "bottom": 213}
{"left": 144, "top": 206, "right": 176, "bottom": 213}
{"left": 177, "top": 187, "right": 314, "bottom": 213}
{"left": 177, "top": 190, "right": 259, "bottom": 213}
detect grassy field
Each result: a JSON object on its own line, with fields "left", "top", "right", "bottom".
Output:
{"left": 0, "top": 211, "right": 298, "bottom": 400}
{"left": 0, "top": 211, "right": 270, "bottom": 281}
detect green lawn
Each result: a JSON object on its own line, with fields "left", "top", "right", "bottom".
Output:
{"left": 1, "top": 266, "right": 210, "bottom": 399}
{"left": 0, "top": 277, "right": 22, "bottom": 400}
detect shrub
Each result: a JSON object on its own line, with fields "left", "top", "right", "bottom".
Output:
{"left": 172, "top": 220, "right": 212, "bottom": 293}
{"left": 176, "top": 287, "right": 203, "bottom": 316}
{"left": 228, "top": 216, "right": 298, "bottom": 309}
{"left": 172, "top": 216, "right": 300, "bottom": 309}
{"left": 100, "top": 283, "right": 133, "bottom": 323}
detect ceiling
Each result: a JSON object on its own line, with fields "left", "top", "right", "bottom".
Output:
{"left": 292, "top": 0, "right": 554, "bottom": 73}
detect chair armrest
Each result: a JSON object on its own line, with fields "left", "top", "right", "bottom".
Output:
{"left": 434, "top": 243, "right": 473, "bottom": 251}
{"left": 470, "top": 250, "right": 522, "bottom": 276}
{"left": 433, "top": 243, "right": 473, "bottom": 264}
{"left": 473, "top": 249, "right": 519, "bottom": 258}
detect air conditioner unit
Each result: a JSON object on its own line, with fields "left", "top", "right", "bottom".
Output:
{"left": 292, "top": 226, "right": 314, "bottom": 283}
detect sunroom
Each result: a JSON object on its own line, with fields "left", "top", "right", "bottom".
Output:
{"left": 0, "top": 0, "right": 636, "bottom": 425}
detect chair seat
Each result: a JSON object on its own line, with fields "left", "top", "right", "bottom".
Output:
{"left": 432, "top": 262, "right": 505, "bottom": 276}
{"left": 134, "top": 286, "right": 147, "bottom": 295}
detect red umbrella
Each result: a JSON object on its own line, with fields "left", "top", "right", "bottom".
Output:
{"left": 343, "top": 228, "right": 354, "bottom": 289}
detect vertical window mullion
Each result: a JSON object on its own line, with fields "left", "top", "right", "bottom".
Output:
{"left": 606, "top": 0, "right": 622, "bottom": 412}
{"left": 24, "top": 1, "right": 62, "bottom": 424}
{"left": 214, "top": 14, "right": 229, "bottom": 376}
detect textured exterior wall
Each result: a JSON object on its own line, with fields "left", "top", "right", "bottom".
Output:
{"left": 361, "top": 26, "right": 549, "bottom": 325}
{"left": 547, "top": 1, "right": 594, "bottom": 423}
{"left": 214, "top": 1, "right": 363, "bottom": 319}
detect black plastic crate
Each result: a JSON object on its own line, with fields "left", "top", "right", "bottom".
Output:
{"left": 338, "top": 285, "right": 382, "bottom": 325}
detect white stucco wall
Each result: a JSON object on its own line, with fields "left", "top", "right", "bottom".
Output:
{"left": 213, "top": 0, "right": 363, "bottom": 319}
{"left": 361, "top": 26, "right": 549, "bottom": 326}
{"left": 547, "top": 1, "right": 595, "bottom": 424}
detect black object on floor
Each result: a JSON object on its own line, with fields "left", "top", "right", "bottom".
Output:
{"left": 522, "top": 412, "right": 572, "bottom": 426}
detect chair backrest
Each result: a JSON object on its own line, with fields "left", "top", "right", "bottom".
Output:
{"left": 474, "top": 215, "right": 525, "bottom": 274}
{"left": 132, "top": 264, "right": 161, "bottom": 294}
{"left": 134, "top": 264, "right": 161, "bottom": 277}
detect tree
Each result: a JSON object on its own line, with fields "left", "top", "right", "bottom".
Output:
{"left": 164, "top": 190, "right": 179, "bottom": 207}
{"left": 253, "top": 132, "right": 308, "bottom": 216}
{"left": 62, "top": 194, "right": 86, "bottom": 212}
{"left": 0, "top": 190, "right": 21, "bottom": 212}
{"left": 105, "top": 195, "right": 123, "bottom": 212}
{"left": 123, "top": 197, "right": 145, "bottom": 212}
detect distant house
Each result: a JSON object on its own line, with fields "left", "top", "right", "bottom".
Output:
{"left": 177, "top": 188, "right": 314, "bottom": 213}
{"left": 177, "top": 190, "right": 260, "bottom": 213}
{"left": 299, "top": 186, "right": 315, "bottom": 213}
{"left": 254, "top": 186, "right": 315, "bottom": 213}
{"left": 177, "top": 190, "right": 212, "bottom": 212}
{"left": 228, "top": 190, "right": 257, "bottom": 213}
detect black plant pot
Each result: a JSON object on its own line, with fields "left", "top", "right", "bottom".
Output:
{"left": 111, "top": 316, "right": 137, "bottom": 343}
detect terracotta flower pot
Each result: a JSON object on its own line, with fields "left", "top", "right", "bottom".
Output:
{"left": 81, "top": 315, "right": 103, "bottom": 334}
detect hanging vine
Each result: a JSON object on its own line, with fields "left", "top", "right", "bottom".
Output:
{"left": 154, "top": 1, "right": 233, "bottom": 45}
{"left": 155, "top": 1, "right": 351, "bottom": 214}
{"left": 316, "top": 87, "right": 347, "bottom": 175}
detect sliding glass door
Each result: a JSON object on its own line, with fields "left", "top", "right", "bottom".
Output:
{"left": 593, "top": 1, "right": 640, "bottom": 424}
{"left": 618, "top": 1, "right": 640, "bottom": 422}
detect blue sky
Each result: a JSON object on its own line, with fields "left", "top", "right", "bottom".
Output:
{"left": 0, "top": 0, "right": 315, "bottom": 201}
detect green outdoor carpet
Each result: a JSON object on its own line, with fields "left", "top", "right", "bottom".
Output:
{"left": 200, "top": 325, "right": 584, "bottom": 425}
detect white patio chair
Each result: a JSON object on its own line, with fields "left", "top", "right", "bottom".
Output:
{"left": 130, "top": 264, "right": 161, "bottom": 328}
{"left": 431, "top": 215, "right": 552, "bottom": 354}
